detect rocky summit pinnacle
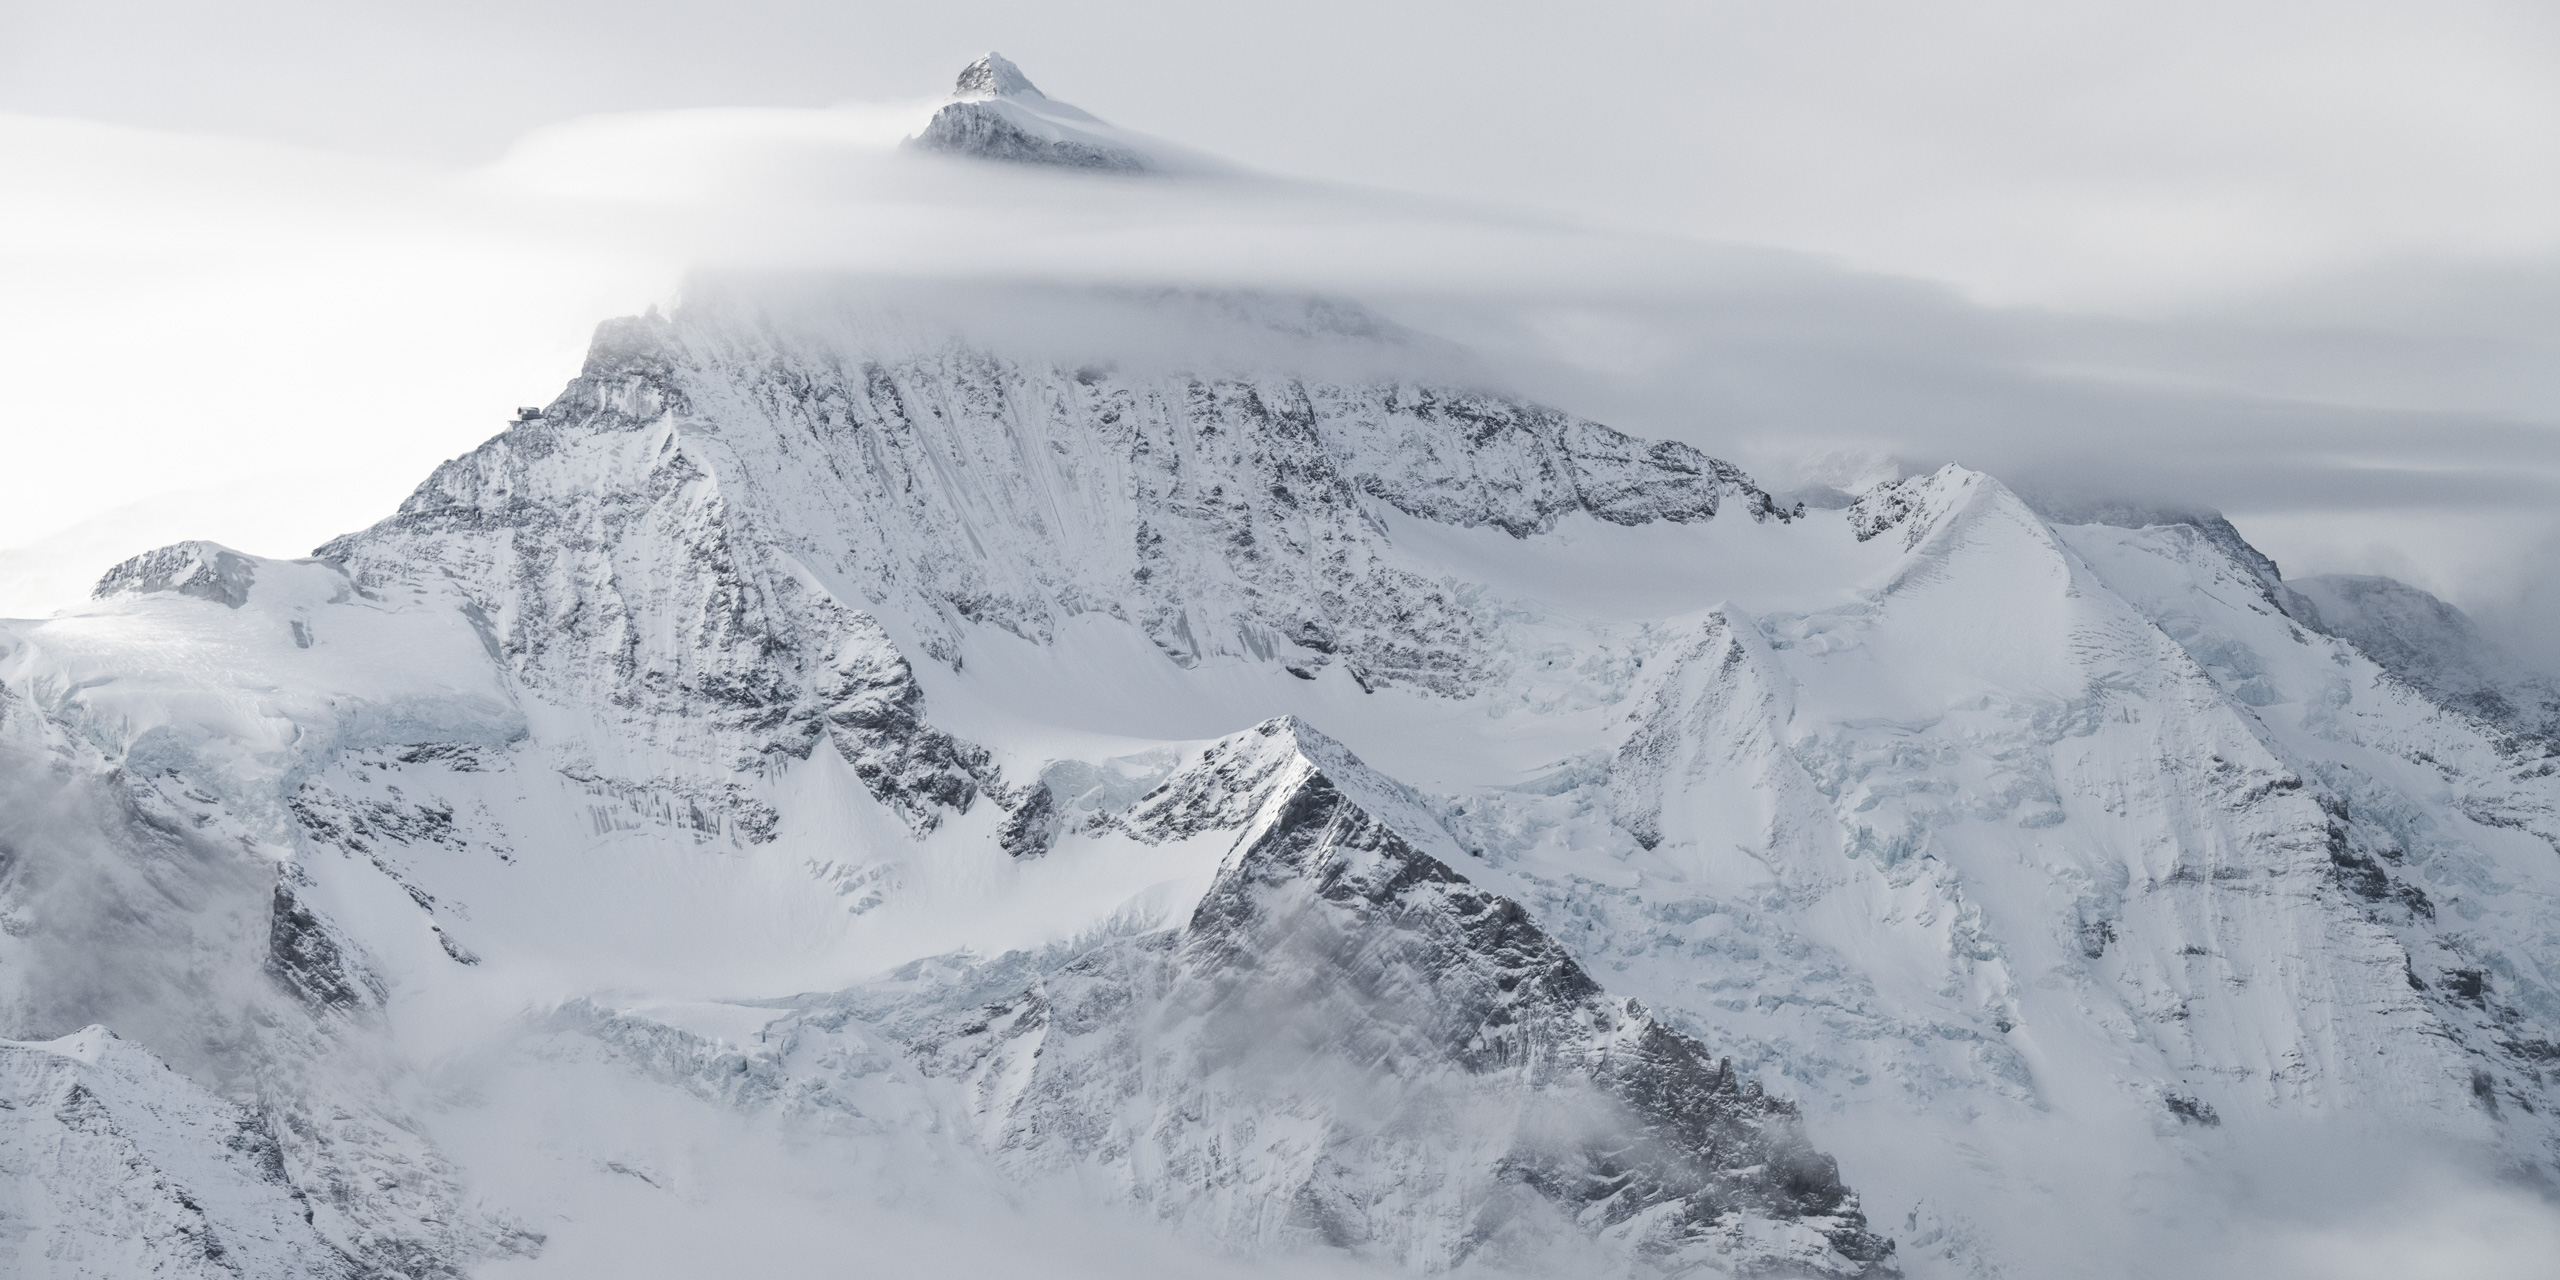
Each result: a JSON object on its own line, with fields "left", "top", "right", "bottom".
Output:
{"left": 953, "top": 51, "right": 1040, "bottom": 99}
{"left": 908, "top": 52, "right": 1156, "bottom": 171}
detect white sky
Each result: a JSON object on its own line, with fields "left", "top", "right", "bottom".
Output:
{"left": 3, "top": 0, "right": 2556, "bottom": 642}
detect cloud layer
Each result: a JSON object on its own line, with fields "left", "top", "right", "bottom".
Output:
{"left": 1, "top": 39, "right": 2553, "bottom": 663}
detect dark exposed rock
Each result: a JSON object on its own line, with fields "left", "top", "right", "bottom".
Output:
{"left": 266, "top": 884, "right": 382, "bottom": 1015}
{"left": 812, "top": 614, "right": 1001, "bottom": 832}
{"left": 0, "top": 1031, "right": 360, "bottom": 1278}
{"left": 320, "top": 321, "right": 1004, "bottom": 835}
{"left": 327, "top": 291, "right": 1782, "bottom": 708}
{"left": 994, "top": 782, "right": 1059, "bottom": 859}
{"left": 1846, "top": 477, "right": 1930, "bottom": 546}
{"left": 2164, "top": 1094, "right": 2220, "bottom": 1126}
{"left": 2445, "top": 968, "right": 2489, "bottom": 1006}
{"left": 2079, "top": 919, "right": 2117, "bottom": 960}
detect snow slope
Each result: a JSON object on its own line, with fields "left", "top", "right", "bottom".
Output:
{"left": 3, "top": 277, "right": 2557, "bottom": 1279}
{"left": 2289, "top": 571, "right": 2560, "bottom": 743}
{"left": 0, "top": 1028, "right": 344, "bottom": 1278}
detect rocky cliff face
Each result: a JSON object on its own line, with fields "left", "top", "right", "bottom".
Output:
{"left": 5, "top": 279, "right": 2559, "bottom": 1280}
{"left": 321, "top": 285, "right": 1784, "bottom": 762}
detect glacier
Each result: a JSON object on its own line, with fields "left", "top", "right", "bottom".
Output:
{"left": 5, "top": 60, "right": 2560, "bottom": 1280}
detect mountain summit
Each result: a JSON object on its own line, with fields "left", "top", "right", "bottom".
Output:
{"left": 907, "top": 52, "right": 1161, "bottom": 171}
{"left": 952, "top": 51, "right": 1041, "bottom": 99}
{"left": 8, "top": 57, "right": 2560, "bottom": 1277}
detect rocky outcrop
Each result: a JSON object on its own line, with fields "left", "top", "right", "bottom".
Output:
{"left": 1844, "top": 466, "right": 1979, "bottom": 548}
{"left": 264, "top": 882, "right": 384, "bottom": 1016}
{"left": 92, "top": 541, "right": 260, "bottom": 609}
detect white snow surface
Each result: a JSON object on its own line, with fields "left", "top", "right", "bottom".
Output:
{"left": 2, "top": 282, "right": 2557, "bottom": 1279}
{"left": 0, "top": 1027, "right": 342, "bottom": 1278}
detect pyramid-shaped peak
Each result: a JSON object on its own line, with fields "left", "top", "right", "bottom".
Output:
{"left": 955, "top": 52, "right": 1041, "bottom": 99}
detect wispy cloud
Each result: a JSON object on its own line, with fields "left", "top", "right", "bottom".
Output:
{"left": 3, "top": 49, "right": 2554, "bottom": 648}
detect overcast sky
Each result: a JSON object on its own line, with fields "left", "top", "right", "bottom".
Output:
{"left": 3, "top": 0, "right": 2556, "bottom": 648}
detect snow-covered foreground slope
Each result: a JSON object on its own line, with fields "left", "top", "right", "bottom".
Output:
{"left": 0, "top": 1028, "right": 346, "bottom": 1278}
{"left": 3, "top": 282, "right": 2557, "bottom": 1279}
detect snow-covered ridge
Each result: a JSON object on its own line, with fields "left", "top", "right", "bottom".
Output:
{"left": 91, "top": 540, "right": 260, "bottom": 609}
{"left": 315, "top": 282, "right": 1790, "bottom": 817}
{"left": 0, "top": 1028, "right": 344, "bottom": 1279}
{"left": 7, "top": 271, "right": 2560, "bottom": 1279}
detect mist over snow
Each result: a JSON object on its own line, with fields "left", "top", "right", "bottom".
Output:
{"left": 4, "top": 15, "right": 2560, "bottom": 1280}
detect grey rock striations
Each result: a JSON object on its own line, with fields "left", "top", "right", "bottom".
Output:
{"left": 287, "top": 286, "right": 1857, "bottom": 1274}
{"left": 0, "top": 282, "right": 1860, "bottom": 1276}
{"left": 316, "top": 315, "right": 1005, "bottom": 836}
{"left": 953, "top": 52, "right": 1040, "bottom": 100}
{"left": 0, "top": 707, "right": 526, "bottom": 1280}
{"left": 326, "top": 289, "right": 1784, "bottom": 731}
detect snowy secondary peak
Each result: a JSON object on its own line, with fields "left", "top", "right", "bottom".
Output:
{"left": 952, "top": 51, "right": 1040, "bottom": 99}
{"left": 908, "top": 53, "right": 1162, "bottom": 171}
{"left": 1103, "top": 715, "right": 1466, "bottom": 862}
{"left": 909, "top": 713, "right": 1898, "bottom": 1275}
{"left": 91, "top": 539, "right": 259, "bottom": 608}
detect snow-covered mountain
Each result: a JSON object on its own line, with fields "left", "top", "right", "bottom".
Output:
{"left": 6, "top": 59, "right": 2560, "bottom": 1280}
{"left": 2288, "top": 572, "right": 2560, "bottom": 744}
{"left": 906, "top": 52, "right": 1177, "bottom": 172}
